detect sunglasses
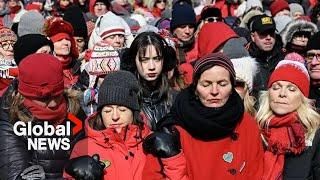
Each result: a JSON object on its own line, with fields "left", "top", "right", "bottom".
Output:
{"left": 156, "top": 0, "right": 166, "bottom": 3}
{"left": 205, "top": 17, "right": 223, "bottom": 23}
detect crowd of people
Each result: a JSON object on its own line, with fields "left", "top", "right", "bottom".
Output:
{"left": 0, "top": 0, "right": 319, "bottom": 179}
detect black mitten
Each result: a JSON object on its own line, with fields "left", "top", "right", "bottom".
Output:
{"left": 65, "top": 154, "right": 105, "bottom": 180}
{"left": 143, "top": 126, "right": 181, "bottom": 158}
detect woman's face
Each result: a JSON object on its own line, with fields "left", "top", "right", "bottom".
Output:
{"left": 135, "top": 45, "right": 163, "bottom": 82}
{"left": 74, "top": 37, "right": 85, "bottom": 53}
{"left": 94, "top": 2, "right": 107, "bottom": 17}
{"left": 269, "top": 81, "right": 303, "bottom": 115}
{"left": 292, "top": 32, "right": 310, "bottom": 47}
{"left": 101, "top": 105, "right": 133, "bottom": 133}
{"left": 30, "top": 96, "right": 63, "bottom": 109}
{"left": 0, "top": 0, "right": 6, "bottom": 10}
{"left": 36, "top": 45, "right": 52, "bottom": 54}
{"left": 53, "top": 39, "right": 71, "bottom": 56}
{"left": 115, "top": 0, "right": 127, "bottom": 6}
{"left": 0, "top": 40, "right": 14, "bottom": 59}
{"left": 234, "top": 80, "right": 247, "bottom": 99}
{"left": 196, "top": 66, "right": 232, "bottom": 108}
{"left": 155, "top": 0, "right": 166, "bottom": 10}
{"left": 59, "top": 0, "right": 70, "bottom": 7}
{"left": 103, "top": 34, "right": 125, "bottom": 49}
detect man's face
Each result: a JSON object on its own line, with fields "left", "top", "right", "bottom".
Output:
{"left": 306, "top": 49, "right": 320, "bottom": 81}
{"left": 173, "top": 24, "right": 195, "bottom": 42}
{"left": 251, "top": 30, "right": 276, "bottom": 52}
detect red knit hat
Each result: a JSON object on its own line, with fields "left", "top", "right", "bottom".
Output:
{"left": 18, "top": 54, "right": 64, "bottom": 98}
{"left": 269, "top": 0, "right": 290, "bottom": 17}
{"left": 44, "top": 17, "right": 79, "bottom": 59}
{"left": 198, "top": 22, "right": 238, "bottom": 58}
{"left": 268, "top": 60, "right": 310, "bottom": 97}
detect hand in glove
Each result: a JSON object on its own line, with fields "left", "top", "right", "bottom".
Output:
{"left": 20, "top": 165, "right": 45, "bottom": 180}
{"left": 143, "top": 126, "right": 181, "bottom": 158}
{"left": 65, "top": 154, "right": 105, "bottom": 180}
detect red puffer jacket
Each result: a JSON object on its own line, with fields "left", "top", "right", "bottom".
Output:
{"left": 65, "top": 113, "right": 188, "bottom": 180}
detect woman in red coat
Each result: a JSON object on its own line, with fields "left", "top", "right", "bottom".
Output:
{"left": 64, "top": 70, "right": 187, "bottom": 180}
{"left": 143, "top": 52, "right": 264, "bottom": 180}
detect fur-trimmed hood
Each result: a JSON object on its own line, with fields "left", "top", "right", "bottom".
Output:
{"left": 281, "top": 20, "right": 318, "bottom": 47}
{"left": 230, "top": 56, "right": 258, "bottom": 93}
{"left": 239, "top": 9, "right": 263, "bottom": 29}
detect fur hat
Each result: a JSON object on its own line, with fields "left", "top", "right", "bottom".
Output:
{"left": 281, "top": 20, "right": 318, "bottom": 47}
{"left": 44, "top": 17, "right": 79, "bottom": 59}
{"left": 239, "top": 9, "right": 263, "bottom": 29}
{"left": 268, "top": 60, "right": 310, "bottom": 97}
{"left": 63, "top": 5, "right": 88, "bottom": 38}
{"left": 231, "top": 56, "right": 258, "bottom": 92}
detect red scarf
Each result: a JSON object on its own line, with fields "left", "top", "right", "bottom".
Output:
{"left": 57, "top": 56, "right": 78, "bottom": 87}
{"left": 9, "top": 5, "right": 21, "bottom": 14}
{"left": 262, "top": 112, "right": 306, "bottom": 180}
{"left": 22, "top": 97, "right": 68, "bottom": 126}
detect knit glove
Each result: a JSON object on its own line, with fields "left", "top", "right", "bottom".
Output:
{"left": 65, "top": 154, "right": 105, "bottom": 180}
{"left": 143, "top": 126, "right": 181, "bottom": 158}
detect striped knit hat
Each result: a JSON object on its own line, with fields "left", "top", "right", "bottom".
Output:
{"left": 193, "top": 52, "right": 236, "bottom": 86}
{"left": 0, "top": 27, "right": 17, "bottom": 43}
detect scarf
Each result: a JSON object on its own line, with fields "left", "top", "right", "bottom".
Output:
{"left": 285, "top": 42, "right": 307, "bottom": 56}
{"left": 170, "top": 87, "right": 244, "bottom": 141}
{"left": 22, "top": 97, "right": 68, "bottom": 126}
{"left": 262, "top": 112, "right": 306, "bottom": 180}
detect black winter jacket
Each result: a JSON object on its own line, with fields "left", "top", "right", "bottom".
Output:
{"left": 309, "top": 85, "right": 320, "bottom": 111}
{"left": 0, "top": 80, "right": 85, "bottom": 180}
{"left": 283, "top": 129, "right": 320, "bottom": 179}
{"left": 247, "top": 41, "right": 284, "bottom": 99}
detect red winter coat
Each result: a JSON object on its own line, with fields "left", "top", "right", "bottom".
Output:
{"left": 176, "top": 112, "right": 264, "bottom": 180}
{"left": 64, "top": 113, "right": 188, "bottom": 180}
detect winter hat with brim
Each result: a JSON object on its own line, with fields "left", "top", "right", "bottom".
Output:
{"left": 0, "top": 27, "right": 17, "bottom": 43}
{"left": 289, "top": 3, "right": 304, "bottom": 17}
{"left": 193, "top": 52, "right": 236, "bottom": 86}
{"left": 307, "top": 31, "right": 320, "bottom": 51}
{"left": 269, "top": 0, "right": 289, "bottom": 17}
{"left": 98, "top": 70, "right": 140, "bottom": 110}
{"left": 268, "top": 60, "right": 310, "bottom": 97}
{"left": 198, "top": 22, "right": 238, "bottom": 58}
{"left": 170, "top": 1, "right": 196, "bottom": 32}
{"left": 14, "top": 34, "right": 53, "bottom": 65}
{"left": 18, "top": 10, "right": 45, "bottom": 37}
{"left": 18, "top": 54, "right": 64, "bottom": 98}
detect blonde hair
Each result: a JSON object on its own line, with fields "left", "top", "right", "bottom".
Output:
{"left": 256, "top": 91, "right": 320, "bottom": 140}
{"left": 9, "top": 89, "right": 81, "bottom": 123}
{"left": 243, "top": 87, "right": 256, "bottom": 116}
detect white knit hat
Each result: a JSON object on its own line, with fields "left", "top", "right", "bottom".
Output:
{"left": 231, "top": 56, "right": 258, "bottom": 92}
{"left": 245, "top": 0, "right": 263, "bottom": 13}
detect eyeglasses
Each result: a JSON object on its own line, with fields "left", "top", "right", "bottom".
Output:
{"left": 0, "top": 41, "right": 14, "bottom": 50}
{"left": 306, "top": 52, "right": 320, "bottom": 63}
{"left": 205, "top": 17, "right": 223, "bottom": 23}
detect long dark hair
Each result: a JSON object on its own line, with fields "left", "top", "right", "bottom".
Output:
{"left": 121, "top": 32, "right": 173, "bottom": 104}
